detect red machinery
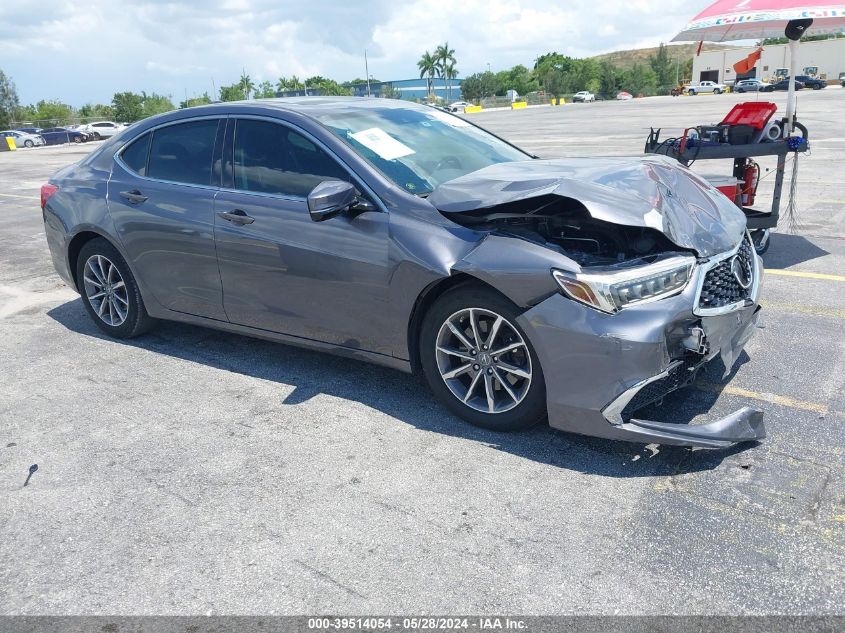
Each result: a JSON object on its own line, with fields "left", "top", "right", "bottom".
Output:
{"left": 644, "top": 101, "right": 807, "bottom": 254}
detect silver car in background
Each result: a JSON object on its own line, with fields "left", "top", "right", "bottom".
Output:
{"left": 41, "top": 98, "right": 765, "bottom": 449}
{"left": 1, "top": 129, "right": 46, "bottom": 147}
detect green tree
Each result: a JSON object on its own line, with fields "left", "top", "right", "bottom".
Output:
{"left": 112, "top": 92, "right": 144, "bottom": 122}
{"left": 141, "top": 92, "right": 174, "bottom": 117}
{"left": 622, "top": 63, "right": 658, "bottom": 96}
{"left": 219, "top": 84, "right": 245, "bottom": 101}
{"left": 435, "top": 42, "right": 456, "bottom": 100}
{"left": 460, "top": 71, "right": 496, "bottom": 103}
{"left": 33, "top": 99, "right": 74, "bottom": 125}
{"left": 0, "top": 69, "right": 19, "bottom": 129}
{"left": 533, "top": 52, "right": 573, "bottom": 93}
{"left": 417, "top": 51, "right": 438, "bottom": 99}
{"left": 649, "top": 43, "right": 675, "bottom": 89}
{"left": 443, "top": 62, "right": 459, "bottom": 101}
{"left": 255, "top": 80, "right": 275, "bottom": 99}
{"left": 598, "top": 60, "right": 622, "bottom": 97}
{"left": 238, "top": 72, "right": 255, "bottom": 100}
{"left": 179, "top": 92, "right": 212, "bottom": 109}
{"left": 381, "top": 83, "right": 400, "bottom": 99}
{"left": 304, "top": 76, "right": 351, "bottom": 96}
{"left": 79, "top": 103, "right": 114, "bottom": 120}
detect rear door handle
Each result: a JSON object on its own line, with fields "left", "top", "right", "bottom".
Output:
{"left": 217, "top": 209, "right": 255, "bottom": 225}
{"left": 119, "top": 189, "right": 148, "bottom": 204}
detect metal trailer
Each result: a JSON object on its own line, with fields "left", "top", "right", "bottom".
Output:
{"left": 644, "top": 133, "right": 808, "bottom": 254}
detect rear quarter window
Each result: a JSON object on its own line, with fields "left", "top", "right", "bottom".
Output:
{"left": 120, "top": 133, "right": 151, "bottom": 176}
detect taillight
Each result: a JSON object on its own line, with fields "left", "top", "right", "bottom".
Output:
{"left": 40, "top": 183, "right": 58, "bottom": 210}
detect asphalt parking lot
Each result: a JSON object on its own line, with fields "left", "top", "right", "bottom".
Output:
{"left": 1, "top": 90, "right": 843, "bottom": 615}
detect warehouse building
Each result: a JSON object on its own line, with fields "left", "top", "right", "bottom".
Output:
{"left": 692, "top": 37, "right": 845, "bottom": 84}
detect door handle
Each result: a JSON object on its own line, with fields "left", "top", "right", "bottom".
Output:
{"left": 217, "top": 209, "right": 255, "bottom": 225}
{"left": 119, "top": 189, "right": 148, "bottom": 204}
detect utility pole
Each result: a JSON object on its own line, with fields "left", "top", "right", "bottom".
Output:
{"left": 365, "top": 49, "right": 371, "bottom": 97}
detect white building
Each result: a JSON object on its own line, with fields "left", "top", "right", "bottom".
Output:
{"left": 692, "top": 38, "right": 845, "bottom": 84}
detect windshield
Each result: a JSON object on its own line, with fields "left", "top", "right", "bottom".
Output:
{"left": 313, "top": 105, "right": 531, "bottom": 194}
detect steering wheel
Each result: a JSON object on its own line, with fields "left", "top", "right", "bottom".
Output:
{"left": 433, "top": 155, "right": 463, "bottom": 173}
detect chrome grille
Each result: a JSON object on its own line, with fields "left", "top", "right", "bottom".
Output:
{"left": 698, "top": 236, "right": 755, "bottom": 310}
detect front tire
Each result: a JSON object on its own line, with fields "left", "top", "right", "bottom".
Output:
{"left": 419, "top": 284, "right": 546, "bottom": 431}
{"left": 76, "top": 238, "right": 154, "bottom": 338}
{"left": 688, "top": 89, "right": 696, "bottom": 96}
{"left": 24, "top": 140, "right": 34, "bottom": 147}
{"left": 714, "top": 88, "right": 721, "bottom": 94}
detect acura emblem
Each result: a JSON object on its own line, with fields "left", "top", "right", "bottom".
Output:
{"left": 731, "top": 255, "right": 753, "bottom": 289}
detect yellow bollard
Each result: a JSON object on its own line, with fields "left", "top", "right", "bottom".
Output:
{"left": 464, "top": 105, "right": 483, "bottom": 113}
{"left": 511, "top": 101, "right": 527, "bottom": 110}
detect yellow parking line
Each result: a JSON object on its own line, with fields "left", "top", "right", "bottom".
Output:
{"left": 697, "top": 382, "right": 828, "bottom": 414}
{"left": 766, "top": 269, "right": 845, "bottom": 282}
{"left": 0, "top": 192, "right": 34, "bottom": 200}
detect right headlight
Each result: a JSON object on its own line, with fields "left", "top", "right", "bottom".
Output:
{"left": 552, "top": 255, "right": 696, "bottom": 314}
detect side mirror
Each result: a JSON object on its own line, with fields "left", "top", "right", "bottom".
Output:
{"left": 307, "top": 180, "right": 357, "bottom": 222}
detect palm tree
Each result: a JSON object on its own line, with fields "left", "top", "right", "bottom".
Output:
{"left": 444, "top": 62, "right": 459, "bottom": 102}
{"left": 276, "top": 76, "right": 288, "bottom": 93}
{"left": 435, "top": 42, "right": 456, "bottom": 101}
{"left": 417, "top": 51, "right": 437, "bottom": 100}
{"left": 238, "top": 71, "right": 255, "bottom": 100}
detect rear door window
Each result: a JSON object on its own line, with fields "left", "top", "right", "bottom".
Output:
{"left": 148, "top": 119, "right": 220, "bottom": 186}
{"left": 120, "top": 132, "right": 151, "bottom": 176}
{"left": 232, "top": 119, "right": 350, "bottom": 197}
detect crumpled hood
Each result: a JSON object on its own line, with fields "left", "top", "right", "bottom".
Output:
{"left": 427, "top": 155, "right": 748, "bottom": 257}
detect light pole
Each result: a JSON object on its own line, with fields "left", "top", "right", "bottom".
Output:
{"left": 365, "top": 49, "right": 371, "bottom": 97}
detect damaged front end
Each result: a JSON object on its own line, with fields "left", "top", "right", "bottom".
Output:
{"left": 431, "top": 155, "right": 766, "bottom": 448}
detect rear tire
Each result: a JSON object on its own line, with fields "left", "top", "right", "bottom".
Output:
{"left": 76, "top": 238, "right": 155, "bottom": 339}
{"left": 419, "top": 284, "right": 546, "bottom": 432}
{"left": 812, "top": 84, "right": 821, "bottom": 90}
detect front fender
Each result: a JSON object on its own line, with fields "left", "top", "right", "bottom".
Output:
{"left": 452, "top": 234, "right": 579, "bottom": 308}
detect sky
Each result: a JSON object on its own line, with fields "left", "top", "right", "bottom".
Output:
{"left": 1, "top": 0, "right": 707, "bottom": 106}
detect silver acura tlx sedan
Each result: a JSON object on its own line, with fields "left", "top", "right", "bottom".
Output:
{"left": 41, "top": 98, "right": 765, "bottom": 448}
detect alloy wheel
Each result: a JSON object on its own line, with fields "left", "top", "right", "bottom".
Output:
{"left": 435, "top": 308, "right": 532, "bottom": 414}
{"left": 83, "top": 254, "right": 129, "bottom": 327}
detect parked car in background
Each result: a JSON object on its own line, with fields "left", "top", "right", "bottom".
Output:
{"left": 15, "top": 127, "right": 43, "bottom": 135}
{"left": 572, "top": 91, "right": 595, "bottom": 102}
{"left": 80, "top": 121, "right": 125, "bottom": 139}
{"left": 39, "top": 127, "right": 90, "bottom": 145}
{"left": 616, "top": 91, "right": 633, "bottom": 100}
{"left": 41, "top": 98, "right": 765, "bottom": 448}
{"left": 0, "top": 129, "right": 46, "bottom": 148}
{"left": 761, "top": 79, "right": 806, "bottom": 92}
{"left": 684, "top": 80, "right": 727, "bottom": 95}
{"left": 735, "top": 79, "right": 770, "bottom": 93}
{"left": 794, "top": 75, "right": 827, "bottom": 90}
{"left": 448, "top": 101, "right": 471, "bottom": 112}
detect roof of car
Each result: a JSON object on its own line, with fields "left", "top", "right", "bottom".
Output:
{"left": 196, "top": 97, "right": 431, "bottom": 117}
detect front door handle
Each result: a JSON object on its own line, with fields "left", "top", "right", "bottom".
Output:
{"left": 217, "top": 209, "right": 255, "bottom": 225}
{"left": 119, "top": 189, "right": 148, "bottom": 204}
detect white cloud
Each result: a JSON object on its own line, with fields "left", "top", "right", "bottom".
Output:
{"left": 0, "top": 0, "right": 703, "bottom": 105}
